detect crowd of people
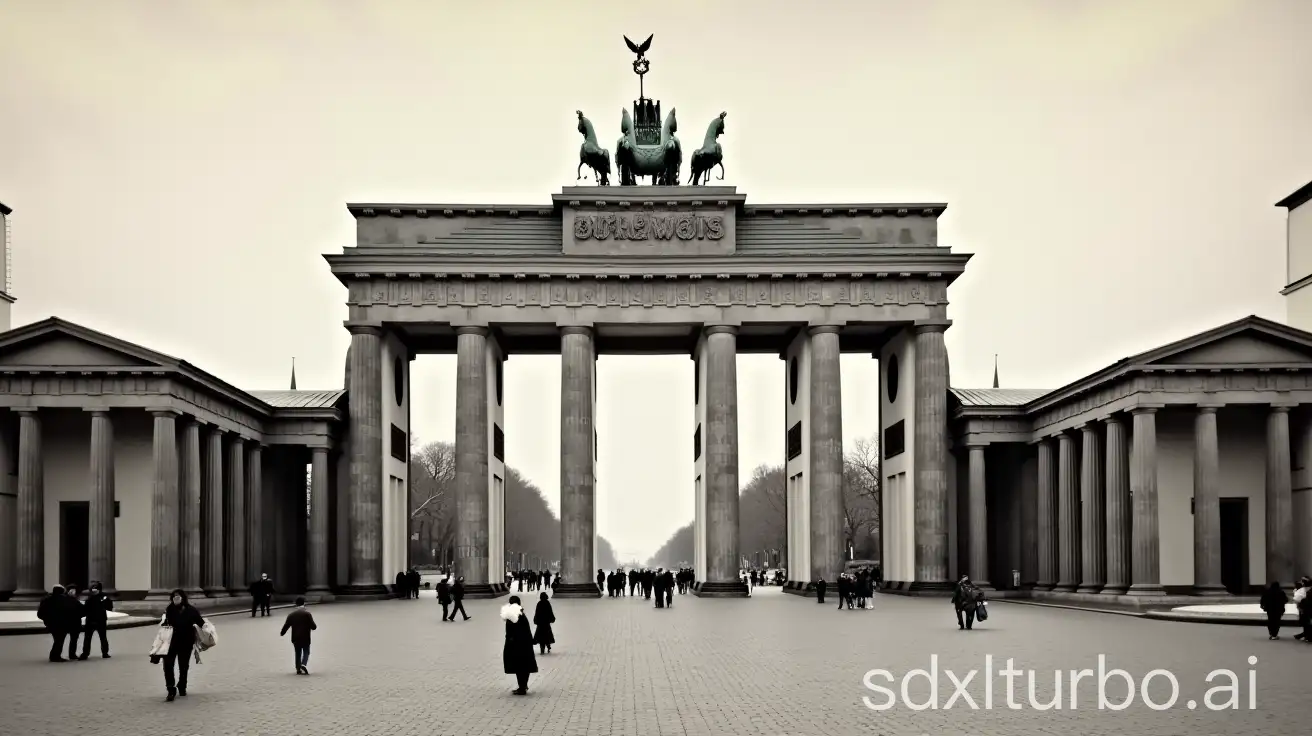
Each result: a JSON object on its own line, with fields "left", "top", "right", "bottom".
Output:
{"left": 1260, "top": 576, "right": 1312, "bottom": 641}
{"left": 598, "top": 567, "right": 693, "bottom": 601}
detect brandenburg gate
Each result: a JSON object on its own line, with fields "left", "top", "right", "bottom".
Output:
{"left": 326, "top": 37, "right": 970, "bottom": 599}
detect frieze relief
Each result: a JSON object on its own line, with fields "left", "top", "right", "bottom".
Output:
{"left": 349, "top": 276, "right": 947, "bottom": 310}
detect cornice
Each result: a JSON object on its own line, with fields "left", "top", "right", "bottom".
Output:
{"left": 325, "top": 253, "right": 971, "bottom": 279}
{"left": 1022, "top": 362, "right": 1312, "bottom": 415}
{"left": 345, "top": 200, "right": 950, "bottom": 220}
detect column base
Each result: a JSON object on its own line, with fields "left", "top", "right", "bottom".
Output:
{"left": 1075, "top": 584, "right": 1104, "bottom": 594}
{"left": 202, "top": 586, "right": 230, "bottom": 598}
{"left": 1050, "top": 583, "right": 1077, "bottom": 593}
{"left": 1125, "top": 583, "right": 1165, "bottom": 596}
{"left": 906, "top": 580, "right": 954, "bottom": 595}
{"left": 181, "top": 586, "right": 204, "bottom": 600}
{"left": 552, "top": 583, "right": 601, "bottom": 599}
{"left": 334, "top": 583, "right": 391, "bottom": 601}
{"left": 972, "top": 581, "right": 994, "bottom": 591}
{"left": 10, "top": 588, "right": 46, "bottom": 602}
{"left": 145, "top": 588, "right": 179, "bottom": 601}
{"left": 1099, "top": 585, "right": 1128, "bottom": 595}
{"left": 1191, "top": 584, "right": 1231, "bottom": 597}
{"left": 460, "top": 583, "right": 509, "bottom": 599}
{"left": 692, "top": 581, "right": 749, "bottom": 598}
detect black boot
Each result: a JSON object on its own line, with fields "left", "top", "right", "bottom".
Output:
{"left": 166, "top": 689, "right": 176, "bottom": 702}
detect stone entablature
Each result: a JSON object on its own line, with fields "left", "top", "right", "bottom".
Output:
{"left": 343, "top": 274, "right": 952, "bottom": 327}
{"left": 951, "top": 316, "right": 1312, "bottom": 444}
{"left": 0, "top": 319, "right": 344, "bottom": 447}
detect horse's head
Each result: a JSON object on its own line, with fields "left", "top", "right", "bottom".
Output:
{"left": 717, "top": 111, "right": 726, "bottom": 135}
{"left": 576, "top": 110, "right": 590, "bottom": 137}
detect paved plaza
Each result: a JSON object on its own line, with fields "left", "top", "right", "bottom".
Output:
{"left": 0, "top": 587, "right": 1303, "bottom": 735}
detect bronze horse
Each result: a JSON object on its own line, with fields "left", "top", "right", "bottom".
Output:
{"left": 576, "top": 111, "right": 612, "bottom": 186}
{"left": 689, "top": 112, "right": 726, "bottom": 185}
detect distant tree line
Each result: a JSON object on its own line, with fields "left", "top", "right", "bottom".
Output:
{"left": 407, "top": 441, "right": 620, "bottom": 571}
{"left": 645, "top": 435, "right": 882, "bottom": 569}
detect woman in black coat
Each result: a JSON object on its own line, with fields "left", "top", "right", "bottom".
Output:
{"left": 156, "top": 589, "right": 206, "bottom": 701}
{"left": 1259, "top": 581, "right": 1289, "bottom": 640}
{"left": 532, "top": 592, "right": 556, "bottom": 654}
{"left": 501, "top": 595, "right": 538, "bottom": 695}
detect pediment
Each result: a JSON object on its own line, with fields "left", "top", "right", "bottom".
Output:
{"left": 1139, "top": 320, "right": 1312, "bottom": 367}
{"left": 0, "top": 319, "right": 176, "bottom": 369}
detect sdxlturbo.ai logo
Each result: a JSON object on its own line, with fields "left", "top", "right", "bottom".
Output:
{"left": 862, "top": 655, "right": 1258, "bottom": 711}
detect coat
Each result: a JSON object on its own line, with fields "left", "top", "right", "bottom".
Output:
{"left": 82, "top": 591, "right": 113, "bottom": 624}
{"left": 1260, "top": 586, "right": 1289, "bottom": 615}
{"left": 436, "top": 581, "right": 452, "bottom": 604}
{"left": 532, "top": 600, "right": 556, "bottom": 646}
{"left": 280, "top": 608, "right": 317, "bottom": 646}
{"left": 163, "top": 604, "right": 206, "bottom": 655}
{"left": 500, "top": 604, "right": 538, "bottom": 674}
{"left": 37, "top": 592, "right": 83, "bottom": 632}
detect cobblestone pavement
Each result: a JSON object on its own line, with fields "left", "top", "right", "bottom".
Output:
{"left": 0, "top": 585, "right": 1303, "bottom": 735}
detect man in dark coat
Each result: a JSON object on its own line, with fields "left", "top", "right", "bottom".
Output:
{"left": 407, "top": 569, "right": 421, "bottom": 599}
{"left": 836, "top": 575, "right": 849, "bottom": 610}
{"left": 596, "top": 569, "right": 605, "bottom": 594}
{"left": 436, "top": 576, "right": 453, "bottom": 621}
{"left": 815, "top": 578, "right": 827, "bottom": 604}
{"left": 663, "top": 569, "right": 674, "bottom": 607}
{"left": 37, "top": 586, "right": 82, "bottom": 662}
{"left": 449, "top": 577, "right": 471, "bottom": 621}
{"left": 653, "top": 568, "right": 666, "bottom": 608}
{"left": 79, "top": 581, "right": 113, "bottom": 659}
{"left": 279, "top": 597, "right": 318, "bottom": 674}
{"left": 249, "top": 573, "right": 274, "bottom": 617}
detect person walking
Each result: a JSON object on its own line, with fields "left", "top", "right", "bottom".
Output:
{"left": 79, "top": 581, "right": 113, "bottom": 659}
{"left": 532, "top": 591, "right": 556, "bottom": 654}
{"left": 249, "top": 573, "right": 274, "bottom": 617}
{"left": 1260, "top": 581, "right": 1289, "bottom": 640}
{"left": 279, "top": 597, "right": 317, "bottom": 674}
{"left": 500, "top": 595, "right": 538, "bottom": 695}
{"left": 952, "top": 575, "right": 981, "bottom": 630}
{"left": 815, "top": 578, "right": 827, "bottom": 604}
{"left": 449, "top": 577, "right": 471, "bottom": 621}
{"left": 436, "top": 576, "right": 453, "bottom": 621}
{"left": 153, "top": 589, "right": 206, "bottom": 701}
{"left": 36, "top": 585, "right": 82, "bottom": 663}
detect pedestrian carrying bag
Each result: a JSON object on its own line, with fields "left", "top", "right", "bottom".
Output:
{"left": 976, "top": 602, "right": 989, "bottom": 621}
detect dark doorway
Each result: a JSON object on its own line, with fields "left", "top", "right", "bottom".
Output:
{"left": 60, "top": 501, "right": 90, "bottom": 592}
{"left": 1218, "top": 497, "right": 1249, "bottom": 595}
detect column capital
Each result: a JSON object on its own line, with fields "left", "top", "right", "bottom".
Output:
{"left": 82, "top": 407, "right": 113, "bottom": 417}
{"left": 963, "top": 439, "right": 989, "bottom": 449}
{"left": 344, "top": 321, "right": 384, "bottom": 336}
{"left": 1102, "top": 413, "right": 1123, "bottom": 426}
{"left": 805, "top": 325, "right": 840, "bottom": 336}
{"left": 1131, "top": 404, "right": 1163, "bottom": 415}
{"left": 912, "top": 320, "right": 951, "bottom": 334}
{"left": 455, "top": 325, "right": 490, "bottom": 337}
{"left": 12, "top": 407, "right": 38, "bottom": 416}
{"left": 147, "top": 407, "right": 181, "bottom": 417}
{"left": 1080, "top": 421, "right": 1100, "bottom": 432}
{"left": 559, "top": 325, "right": 593, "bottom": 337}
{"left": 705, "top": 324, "right": 739, "bottom": 337}
{"left": 1196, "top": 404, "right": 1223, "bottom": 413}
{"left": 1270, "top": 403, "right": 1296, "bottom": 413}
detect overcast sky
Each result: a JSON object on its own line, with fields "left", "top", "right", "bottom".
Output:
{"left": 2, "top": 1, "right": 1309, "bottom": 561}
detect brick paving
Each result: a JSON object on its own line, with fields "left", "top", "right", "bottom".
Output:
{"left": 0, "top": 585, "right": 1303, "bottom": 735}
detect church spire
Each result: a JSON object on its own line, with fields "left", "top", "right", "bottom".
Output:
{"left": 290, "top": 357, "right": 297, "bottom": 391}
{"left": 992, "top": 354, "right": 999, "bottom": 389}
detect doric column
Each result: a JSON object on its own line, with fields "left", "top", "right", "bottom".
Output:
{"left": 1035, "top": 438, "right": 1057, "bottom": 590}
{"left": 966, "top": 442, "right": 990, "bottom": 588}
{"left": 1192, "top": 405, "right": 1227, "bottom": 595}
{"left": 344, "top": 324, "right": 386, "bottom": 596}
{"left": 808, "top": 325, "right": 844, "bottom": 587}
{"left": 1019, "top": 441, "right": 1039, "bottom": 588}
{"left": 244, "top": 443, "right": 263, "bottom": 584}
{"left": 1266, "top": 405, "right": 1294, "bottom": 585}
{"left": 454, "top": 326, "right": 491, "bottom": 586}
{"left": 86, "top": 410, "right": 116, "bottom": 595}
{"left": 202, "top": 426, "right": 226, "bottom": 597}
{"left": 1054, "top": 432, "right": 1080, "bottom": 592}
{"left": 146, "top": 409, "right": 180, "bottom": 599}
{"left": 12, "top": 409, "right": 45, "bottom": 600}
{"left": 224, "top": 436, "right": 246, "bottom": 594}
{"left": 178, "top": 418, "right": 203, "bottom": 597}
{"left": 694, "top": 325, "right": 746, "bottom": 596}
{"left": 308, "top": 446, "right": 331, "bottom": 593}
{"left": 912, "top": 322, "right": 950, "bottom": 588}
{"left": 1128, "top": 406, "right": 1164, "bottom": 595}
{"left": 1102, "top": 415, "right": 1131, "bottom": 595}
{"left": 557, "top": 325, "right": 599, "bottom": 597}
{"left": 1077, "top": 422, "right": 1105, "bottom": 593}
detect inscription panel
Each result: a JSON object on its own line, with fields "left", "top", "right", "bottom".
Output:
{"left": 562, "top": 207, "right": 735, "bottom": 257}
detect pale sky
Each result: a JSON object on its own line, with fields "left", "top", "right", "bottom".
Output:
{"left": 1, "top": 1, "right": 1309, "bottom": 561}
